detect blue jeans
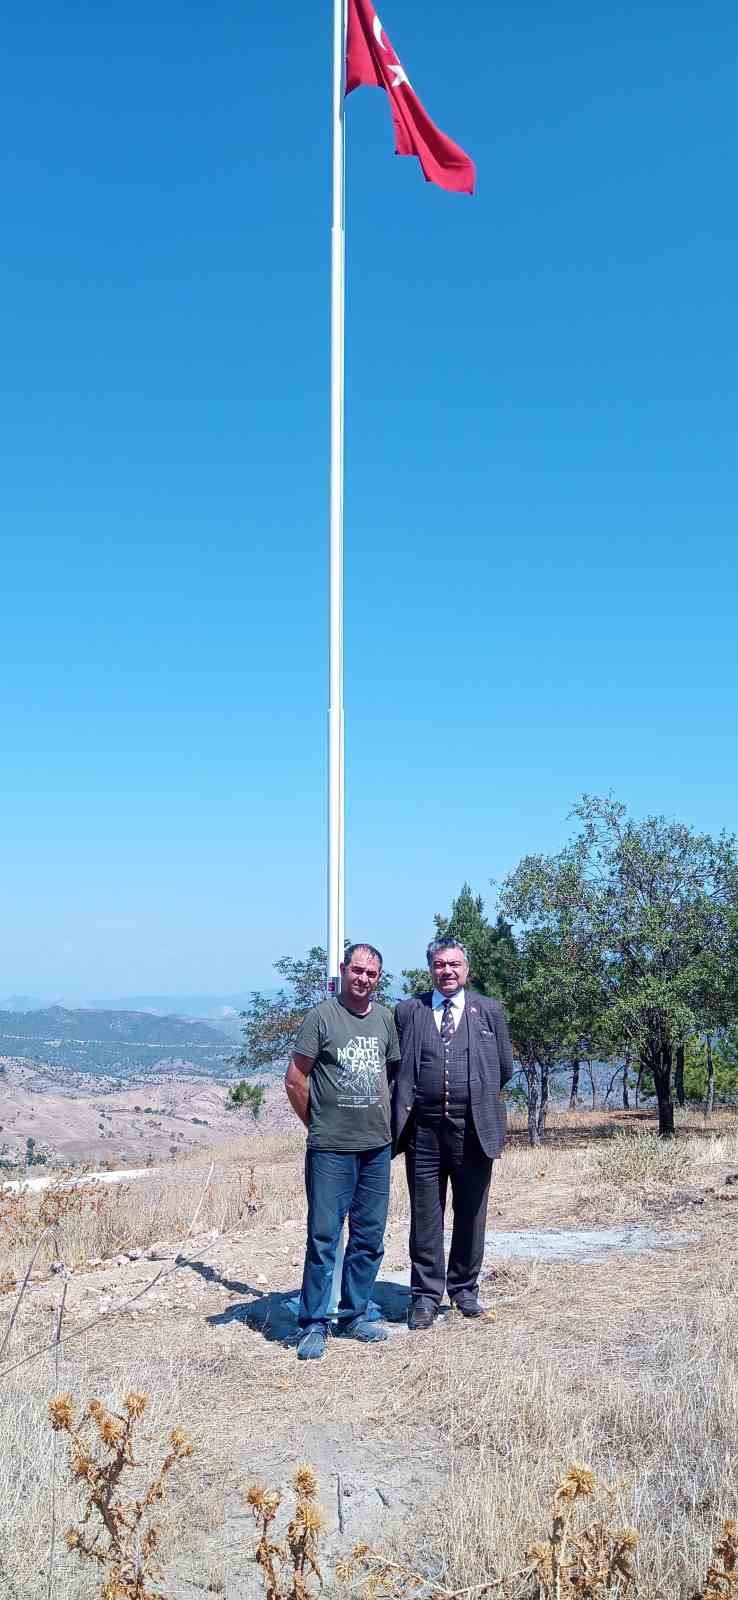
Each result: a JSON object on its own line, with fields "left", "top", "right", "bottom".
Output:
{"left": 298, "top": 1145, "right": 391, "bottom": 1329}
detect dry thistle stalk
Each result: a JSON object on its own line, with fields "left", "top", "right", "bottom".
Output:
{"left": 693, "top": 1519, "right": 738, "bottom": 1600}
{"left": 48, "top": 1389, "right": 192, "bottom": 1599}
{"left": 246, "top": 1464, "right": 324, "bottom": 1600}
{"left": 527, "top": 1464, "right": 637, "bottom": 1600}
{"left": 334, "top": 1545, "right": 428, "bottom": 1600}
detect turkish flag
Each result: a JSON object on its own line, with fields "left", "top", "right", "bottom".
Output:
{"left": 345, "top": 0, "right": 476, "bottom": 195}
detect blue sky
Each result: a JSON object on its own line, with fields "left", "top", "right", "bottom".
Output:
{"left": 2, "top": 0, "right": 736, "bottom": 1000}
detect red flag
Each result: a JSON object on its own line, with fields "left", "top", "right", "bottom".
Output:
{"left": 345, "top": 0, "right": 476, "bottom": 195}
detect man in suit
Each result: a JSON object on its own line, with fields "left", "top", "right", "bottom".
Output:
{"left": 393, "top": 939, "right": 515, "bottom": 1330}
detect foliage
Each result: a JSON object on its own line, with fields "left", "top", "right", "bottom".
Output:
{"left": 236, "top": 944, "right": 394, "bottom": 1073}
{"left": 25, "top": 1134, "right": 48, "bottom": 1167}
{"left": 684, "top": 1030, "right": 738, "bottom": 1105}
{"left": 501, "top": 795, "right": 738, "bottom": 1137}
{"left": 246, "top": 1464, "right": 324, "bottom": 1600}
{"left": 49, "top": 1390, "right": 192, "bottom": 1599}
{"left": 227, "top": 1080, "right": 266, "bottom": 1118}
{"left": 402, "top": 883, "right": 516, "bottom": 997}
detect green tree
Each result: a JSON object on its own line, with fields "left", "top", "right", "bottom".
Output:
{"left": 501, "top": 795, "right": 738, "bottom": 1138}
{"left": 501, "top": 926, "right": 603, "bottom": 1144}
{"left": 683, "top": 1028, "right": 738, "bottom": 1106}
{"left": 402, "top": 883, "right": 516, "bottom": 997}
{"left": 236, "top": 943, "right": 394, "bottom": 1073}
{"left": 227, "top": 1081, "right": 266, "bottom": 1118}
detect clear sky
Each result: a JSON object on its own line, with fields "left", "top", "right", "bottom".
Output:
{"left": 2, "top": 0, "right": 737, "bottom": 1000}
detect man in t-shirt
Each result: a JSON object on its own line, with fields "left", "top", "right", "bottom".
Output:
{"left": 285, "top": 942, "right": 400, "bottom": 1361}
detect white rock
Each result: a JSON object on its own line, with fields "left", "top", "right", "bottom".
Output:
{"left": 127, "top": 1249, "right": 143, "bottom": 1261}
{"left": 256, "top": 1273, "right": 268, "bottom": 1285}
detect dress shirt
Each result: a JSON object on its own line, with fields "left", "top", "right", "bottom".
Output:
{"left": 431, "top": 987, "right": 466, "bottom": 1033}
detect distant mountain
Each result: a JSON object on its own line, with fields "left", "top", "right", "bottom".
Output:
{"left": 102, "top": 992, "right": 277, "bottom": 1019}
{"left": 0, "top": 1006, "right": 232, "bottom": 1078}
{"left": 0, "top": 994, "right": 46, "bottom": 1012}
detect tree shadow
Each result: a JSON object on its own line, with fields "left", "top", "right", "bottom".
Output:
{"left": 185, "top": 1257, "right": 264, "bottom": 1298}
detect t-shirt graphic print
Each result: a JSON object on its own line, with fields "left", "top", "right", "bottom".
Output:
{"left": 293, "top": 997, "right": 401, "bottom": 1152}
{"left": 336, "top": 1032, "right": 384, "bottom": 1107}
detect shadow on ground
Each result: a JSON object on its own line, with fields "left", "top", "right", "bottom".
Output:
{"left": 208, "top": 1279, "right": 412, "bottom": 1344}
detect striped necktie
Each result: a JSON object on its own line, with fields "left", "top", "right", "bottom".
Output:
{"left": 441, "top": 999, "right": 456, "bottom": 1041}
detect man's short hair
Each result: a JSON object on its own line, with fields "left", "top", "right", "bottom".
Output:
{"left": 426, "top": 937, "right": 470, "bottom": 968}
{"left": 343, "top": 942, "right": 383, "bottom": 970}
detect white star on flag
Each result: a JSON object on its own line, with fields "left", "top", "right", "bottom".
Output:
{"left": 388, "top": 60, "right": 410, "bottom": 88}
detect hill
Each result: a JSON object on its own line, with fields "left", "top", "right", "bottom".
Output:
{"left": 0, "top": 1005, "right": 232, "bottom": 1077}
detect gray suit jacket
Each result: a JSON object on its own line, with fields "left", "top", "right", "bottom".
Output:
{"left": 392, "top": 991, "right": 515, "bottom": 1160}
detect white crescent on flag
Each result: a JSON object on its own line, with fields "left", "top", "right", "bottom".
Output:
{"left": 372, "top": 13, "right": 387, "bottom": 50}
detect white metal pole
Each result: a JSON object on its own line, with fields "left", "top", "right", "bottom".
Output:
{"left": 328, "top": 0, "right": 347, "bottom": 1314}
{"left": 327, "top": 0, "right": 346, "bottom": 999}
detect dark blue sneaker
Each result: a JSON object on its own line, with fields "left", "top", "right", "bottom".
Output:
{"left": 340, "top": 1316, "right": 388, "bottom": 1343}
{"left": 297, "top": 1324, "right": 327, "bottom": 1361}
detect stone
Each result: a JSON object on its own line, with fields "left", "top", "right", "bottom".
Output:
{"left": 127, "top": 1249, "right": 143, "bottom": 1261}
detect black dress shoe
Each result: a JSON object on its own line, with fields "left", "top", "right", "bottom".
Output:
{"left": 451, "top": 1298, "right": 485, "bottom": 1318}
{"left": 407, "top": 1303, "right": 437, "bottom": 1331}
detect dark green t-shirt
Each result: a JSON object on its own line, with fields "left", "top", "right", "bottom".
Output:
{"left": 294, "top": 997, "right": 400, "bottom": 1152}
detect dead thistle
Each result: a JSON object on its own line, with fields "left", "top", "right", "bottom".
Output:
{"left": 48, "top": 1389, "right": 192, "bottom": 1598}
{"left": 527, "top": 1465, "right": 637, "bottom": 1599}
{"left": 334, "top": 1546, "right": 428, "bottom": 1600}
{"left": 246, "top": 1464, "right": 324, "bottom": 1600}
{"left": 692, "top": 1520, "right": 738, "bottom": 1599}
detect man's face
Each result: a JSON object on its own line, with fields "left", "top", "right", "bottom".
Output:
{"left": 340, "top": 948, "right": 381, "bottom": 1007}
{"left": 430, "top": 946, "right": 469, "bottom": 996}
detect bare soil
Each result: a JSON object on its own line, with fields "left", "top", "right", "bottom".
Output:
{"left": 1, "top": 1113, "right": 738, "bottom": 1598}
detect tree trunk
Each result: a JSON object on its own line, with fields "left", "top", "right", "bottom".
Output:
{"left": 526, "top": 1065, "right": 541, "bottom": 1147}
{"left": 654, "top": 1043, "right": 674, "bottom": 1138}
{"left": 703, "top": 1033, "right": 715, "bottom": 1118}
{"left": 622, "top": 1053, "right": 630, "bottom": 1110}
{"left": 537, "top": 1061, "right": 550, "bottom": 1142}
{"left": 569, "top": 1058, "right": 580, "bottom": 1111}
{"left": 635, "top": 1062, "right": 644, "bottom": 1108}
{"left": 584, "top": 1059, "right": 596, "bottom": 1110}
{"left": 675, "top": 1044, "right": 686, "bottom": 1109}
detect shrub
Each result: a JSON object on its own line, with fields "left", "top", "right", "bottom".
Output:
{"left": 591, "top": 1131, "right": 690, "bottom": 1186}
{"left": 228, "top": 1081, "right": 266, "bottom": 1119}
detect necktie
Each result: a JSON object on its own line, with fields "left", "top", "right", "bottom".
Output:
{"left": 441, "top": 1000, "right": 456, "bottom": 1041}
{"left": 441, "top": 1000, "right": 455, "bottom": 1118}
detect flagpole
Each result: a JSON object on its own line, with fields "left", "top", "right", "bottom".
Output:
{"left": 327, "top": 0, "right": 346, "bottom": 998}
{"left": 327, "top": 0, "right": 348, "bottom": 1318}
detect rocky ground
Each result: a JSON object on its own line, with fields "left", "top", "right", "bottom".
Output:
{"left": 2, "top": 1119, "right": 738, "bottom": 1598}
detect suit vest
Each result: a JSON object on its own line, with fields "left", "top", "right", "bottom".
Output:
{"left": 415, "top": 1004, "right": 470, "bottom": 1121}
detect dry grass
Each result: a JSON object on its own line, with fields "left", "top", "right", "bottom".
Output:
{"left": 3, "top": 1114, "right": 738, "bottom": 1598}
{"left": 0, "top": 1348, "right": 204, "bottom": 1599}
{"left": 0, "top": 1135, "right": 306, "bottom": 1278}
{"left": 590, "top": 1130, "right": 692, "bottom": 1186}
{"left": 385, "top": 1254, "right": 738, "bottom": 1599}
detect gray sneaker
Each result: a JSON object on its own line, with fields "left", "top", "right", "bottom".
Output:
{"left": 340, "top": 1316, "right": 388, "bottom": 1343}
{"left": 297, "top": 1324, "right": 327, "bottom": 1360}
